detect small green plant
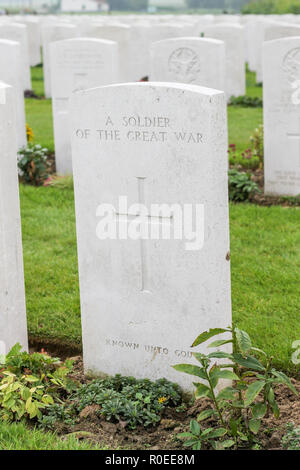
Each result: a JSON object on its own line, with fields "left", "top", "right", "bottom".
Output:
{"left": 173, "top": 326, "right": 297, "bottom": 450}
{"left": 229, "top": 124, "right": 264, "bottom": 171}
{"left": 178, "top": 419, "right": 233, "bottom": 450}
{"left": 0, "top": 344, "right": 75, "bottom": 423}
{"left": 228, "top": 144, "right": 260, "bottom": 170}
{"left": 18, "top": 144, "right": 50, "bottom": 186}
{"left": 41, "top": 375, "right": 182, "bottom": 431}
{"left": 229, "top": 95, "right": 263, "bottom": 108}
{"left": 228, "top": 169, "right": 259, "bottom": 202}
{"left": 2, "top": 343, "right": 60, "bottom": 375}
{"left": 38, "top": 403, "right": 77, "bottom": 430}
{"left": 282, "top": 423, "right": 300, "bottom": 450}
{"left": 250, "top": 125, "right": 264, "bottom": 167}
{"left": 0, "top": 371, "right": 54, "bottom": 421}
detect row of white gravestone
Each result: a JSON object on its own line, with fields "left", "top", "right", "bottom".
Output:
{"left": 49, "top": 33, "right": 300, "bottom": 197}
{"left": 1, "top": 13, "right": 300, "bottom": 93}
{"left": 49, "top": 32, "right": 245, "bottom": 175}
{"left": 50, "top": 36, "right": 227, "bottom": 175}
{"left": 42, "top": 21, "right": 246, "bottom": 98}
{"left": 0, "top": 80, "right": 231, "bottom": 391}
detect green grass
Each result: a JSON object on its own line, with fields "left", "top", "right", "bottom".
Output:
{"left": 20, "top": 185, "right": 81, "bottom": 346}
{"left": 246, "top": 68, "right": 263, "bottom": 99}
{"left": 228, "top": 68, "right": 263, "bottom": 152}
{"left": 31, "top": 65, "right": 44, "bottom": 97}
{"left": 230, "top": 203, "right": 300, "bottom": 374}
{"left": 0, "top": 422, "right": 104, "bottom": 450}
{"left": 25, "top": 99, "right": 54, "bottom": 153}
{"left": 228, "top": 106, "right": 262, "bottom": 152}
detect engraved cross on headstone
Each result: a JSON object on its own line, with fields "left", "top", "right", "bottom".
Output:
{"left": 116, "top": 177, "right": 173, "bottom": 293}
{"left": 287, "top": 117, "right": 300, "bottom": 166}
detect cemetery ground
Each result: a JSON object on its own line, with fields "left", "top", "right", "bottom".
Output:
{"left": 2, "top": 66, "right": 300, "bottom": 450}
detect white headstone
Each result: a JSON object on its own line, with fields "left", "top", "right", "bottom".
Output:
{"left": 263, "top": 37, "right": 300, "bottom": 196}
{"left": 70, "top": 82, "right": 231, "bottom": 391}
{"left": 150, "top": 37, "right": 225, "bottom": 91}
{"left": 0, "top": 39, "right": 26, "bottom": 149}
{"left": 17, "top": 18, "right": 41, "bottom": 67}
{"left": 50, "top": 37, "right": 118, "bottom": 175}
{"left": 0, "top": 23, "right": 31, "bottom": 91}
{"left": 201, "top": 24, "right": 246, "bottom": 98}
{"left": 85, "top": 23, "right": 130, "bottom": 82}
{"left": 0, "top": 82, "right": 28, "bottom": 355}
{"left": 42, "top": 23, "right": 77, "bottom": 98}
{"left": 264, "top": 21, "right": 300, "bottom": 42}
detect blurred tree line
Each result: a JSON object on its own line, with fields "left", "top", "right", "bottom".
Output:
{"left": 185, "top": 0, "right": 249, "bottom": 9}
{"left": 108, "top": 0, "right": 147, "bottom": 10}
{"left": 242, "top": 0, "right": 300, "bottom": 13}
{"left": 107, "top": 0, "right": 249, "bottom": 11}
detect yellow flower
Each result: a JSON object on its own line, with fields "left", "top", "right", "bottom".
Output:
{"left": 26, "top": 123, "right": 34, "bottom": 142}
{"left": 158, "top": 396, "right": 167, "bottom": 404}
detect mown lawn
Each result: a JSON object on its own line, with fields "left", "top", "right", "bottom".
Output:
{"left": 0, "top": 422, "right": 105, "bottom": 450}
{"left": 21, "top": 66, "right": 300, "bottom": 375}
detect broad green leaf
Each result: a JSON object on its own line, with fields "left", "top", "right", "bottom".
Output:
{"left": 217, "top": 386, "right": 238, "bottom": 401}
{"left": 206, "top": 427, "right": 227, "bottom": 439}
{"left": 232, "top": 353, "right": 265, "bottom": 372}
{"left": 172, "top": 364, "right": 206, "bottom": 380}
{"left": 190, "top": 419, "right": 200, "bottom": 435}
{"left": 197, "top": 409, "right": 217, "bottom": 421}
{"left": 271, "top": 370, "right": 298, "bottom": 395}
{"left": 25, "top": 397, "right": 32, "bottom": 412}
{"left": 229, "top": 418, "right": 238, "bottom": 437}
{"left": 267, "top": 387, "right": 275, "bottom": 405}
{"left": 24, "top": 375, "right": 39, "bottom": 383}
{"left": 221, "top": 439, "right": 235, "bottom": 449}
{"left": 235, "top": 328, "right": 252, "bottom": 354}
{"left": 211, "top": 369, "right": 240, "bottom": 381}
{"left": 207, "top": 351, "right": 233, "bottom": 359}
{"left": 183, "top": 440, "right": 195, "bottom": 447}
{"left": 201, "top": 427, "right": 215, "bottom": 436}
{"left": 192, "top": 352, "right": 209, "bottom": 365}
{"left": 245, "top": 380, "right": 265, "bottom": 406}
{"left": 6, "top": 343, "right": 22, "bottom": 359}
{"left": 272, "top": 400, "right": 280, "bottom": 419}
{"left": 208, "top": 339, "right": 232, "bottom": 348}
{"left": 252, "top": 403, "right": 267, "bottom": 419}
{"left": 21, "top": 387, "right": 31, "bottom": 401}
{"left": 194, "top": 383, "right": 212, "bottom": 399}
{"left": 249, "top": 418, "right": 261, "bottom": 434}
{"left": 250, "top": 347, "right": 267, "bottom": 357}
{"left": 192, "top": 328, "right": 229, "bottom": 347}
{"left": 192, "top": 441, "right": 201, "bottom": 450}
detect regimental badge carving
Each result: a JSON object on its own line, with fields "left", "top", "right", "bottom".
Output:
{"left": 282, "top": 47, "right": 300, "bottom": 84}
{"left": 168, "top": 48, "right": 200, "bottom": 83}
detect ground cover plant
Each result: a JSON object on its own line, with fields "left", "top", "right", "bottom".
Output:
{"left": 39, "top": 375, "right": 182, "bottom": 431}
